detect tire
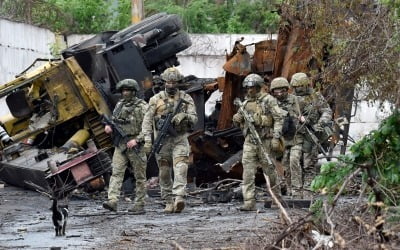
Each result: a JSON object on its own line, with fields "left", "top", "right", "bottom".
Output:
{"left": 110, "top": 14, "right": 183, "bottom": 44}
{"left": 110, "top": 13, "right": 166, "bottom": 42}
{"left": 143, "top": 32, "right": 192, "bottom": 68}
{"left": 63, "top": 31, "right": 117, "bottom": 57}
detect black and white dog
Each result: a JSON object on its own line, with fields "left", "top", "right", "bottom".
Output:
{"left": 51, "top": 198, "right": 69, "bottom": 236}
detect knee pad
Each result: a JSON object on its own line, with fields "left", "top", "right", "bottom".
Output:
{"left": 159, "top": 159, "right": 170, "bottom": 168}
{"left": 174, "top": 156, "right": 188, "bottom": 166}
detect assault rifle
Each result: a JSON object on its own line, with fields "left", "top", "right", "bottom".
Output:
{"left": 148, "top": 98, "right": 188, "bottom": 159}
{"left": 102, "top": 115, "right": 143, "bottom": 161}
{"left": 234, "top": 98, "right": 275, "bottom": 167}
{"left": 304, "top": 124, "right": 329, "bottom": 156}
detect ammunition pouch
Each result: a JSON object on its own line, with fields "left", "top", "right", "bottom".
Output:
{"left": 271, "top": 137, "right": 285, "bottom": 158}
{"left": 303, "top": 121, "right": 334, "bottom": 154}
{"left": 156, "top": 115, "right": 189, "bottom": 135}
{"left": 113, "top": 118, "right": 129, "bottom": 124}
{"left": 314, "top": 123, "right": 334, "bottom": 153}
{"left": 315, "top": 122, "right": 334, "bottom": 140}
{"left": 120, "top": 123, "right": 139, "bottom": 136}
{"left": 156, "top": 117, "right": 166, "bottom": 131}
{"left": 262, "top": 115, "right": 273, "bottom": 127}
{"left": 302, "top": 138, "right": 313, "bottom": 153}
{"left": 173, "top": 119, "right": 190, "bottom": 133}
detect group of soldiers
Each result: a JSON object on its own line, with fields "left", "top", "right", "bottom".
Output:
{"left": 102, "top": 67, "right": 197, "bottom": 215}
{"left": 233, "top": 73, "right": 332, "bottom": 211}
{"left": 101, "top": 67, "right": 332, "bottom": 214}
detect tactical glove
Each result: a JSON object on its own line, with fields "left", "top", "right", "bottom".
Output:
{"left": 232, "top": 113, "right": 243, "bottom": 124}
{"left": 143, "top": 140, "right": 152, "bottom": 154}
{"left": 171, "top": 113, "right": 186, "bottom": 126}
{"left": 312, "top": 123, "right": 323, "bottom": 132}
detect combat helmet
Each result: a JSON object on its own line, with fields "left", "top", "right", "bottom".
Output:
{"left": 116, "top": 79, "right": 140, "bottom": 92}
{"left": 290, "top": 72, "right": 310, "bottom": 87}
{"left": 270, "top": 77, "right": 290, "bottom": 91}
{"left": 242, "top": 74, "right": 264, "bottom": 88}
{"left": 161, "top": 67, "right": 184, "bottom": 82}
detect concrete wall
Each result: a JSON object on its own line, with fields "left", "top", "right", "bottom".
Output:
{"left": 176, "top": 34, "right": 277, "bottom": 78}
{"left": 0, "top": 19, "right": 56, "bottom": 84}
{"left": 0, "top": 18, "right": 390, "bottom": 142}
{"left": 348, "top": 101, "right": 392, "bottom": 142}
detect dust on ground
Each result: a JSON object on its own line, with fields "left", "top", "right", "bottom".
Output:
{"left": 0, "top": 184, "right": 300, "bottom": 250}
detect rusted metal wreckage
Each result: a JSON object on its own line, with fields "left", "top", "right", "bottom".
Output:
{"left": 0, "top": 9, "right": 350, "bottom": 201}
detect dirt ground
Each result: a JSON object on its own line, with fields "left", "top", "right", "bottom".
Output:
{"left": 0, "top": 183, "right": 300, "bottom": 250}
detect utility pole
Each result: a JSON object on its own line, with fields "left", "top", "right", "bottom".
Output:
{"left": 131, "top": 0, "right": 144, "bottom": 24}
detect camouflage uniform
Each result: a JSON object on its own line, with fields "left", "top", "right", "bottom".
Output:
{"left": 270, "top": 77, "right": 304, "bottom": 197}
{"left": 233, "top": 74, "right": 285, "bottom": 211}
{"left": 142, "top": 67, "right": 198, "bottom": 213}
{"left": 291, "top": 73, "right": 332, "bottom": 189}
{"left": 104, "top": 79, "right": 148, "bottom": 213}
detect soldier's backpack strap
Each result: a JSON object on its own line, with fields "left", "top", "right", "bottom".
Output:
{"left": 112, "top": 101, "right": 124, "bottom": 119}
{"left": 241, "top": 99, "right": 249, "bottom": 110}
{"left": 294, "top": 95, "right": 302, "bottom": 117}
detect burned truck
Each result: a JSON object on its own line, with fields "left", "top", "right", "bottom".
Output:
{"left": 0, "top": 13, "right": 192, "bottom": 198}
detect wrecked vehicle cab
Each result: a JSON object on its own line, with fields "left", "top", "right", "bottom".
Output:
{"left": 0, "top": 57, "right": 113, "bottom": 198}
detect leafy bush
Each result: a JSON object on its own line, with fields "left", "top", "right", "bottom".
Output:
{"left": 312, "top": 111, "right": 400, "bottom": 205}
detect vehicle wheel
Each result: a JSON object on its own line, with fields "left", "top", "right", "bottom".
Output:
{"left": 143, "top": 32, "right": 192, "bottom": 69}
{"left": 110, "top": 14, "right": 183, "bottom": 44}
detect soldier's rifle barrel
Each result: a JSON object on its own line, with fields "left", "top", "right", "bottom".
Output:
{"left": 148, "top": 98, "right": 189, "bottom": 159}
{"left": 304, "top": 125, "right": 328, "bottom": 156}
{"left": 234, "top": 98, "right": 274, "bottom": 166}
{"left": 102, "top": 115, "right": 144, "bottom": 162}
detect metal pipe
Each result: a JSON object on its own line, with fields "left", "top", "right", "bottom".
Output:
{"left": 60, "top": 129, "right": 90, "bottom": 151}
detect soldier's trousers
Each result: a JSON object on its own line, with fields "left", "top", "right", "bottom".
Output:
{"left": 157, "top": 134, "right": 189, "bottom": 203}
{"left": 282, "top": 142, "right": 303, "bottom": 193}
{"left": 303, "top": 144, "right": 318, "bottom": 188}
{"left": 108, "top": 146, "right": 147, "bottom": 206}
{"left": 241, "top": 139, "right": 278, "bottom": 204}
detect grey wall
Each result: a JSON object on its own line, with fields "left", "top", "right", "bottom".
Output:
{"left": 0, "top": 19, "right": 56, "bottom": 84}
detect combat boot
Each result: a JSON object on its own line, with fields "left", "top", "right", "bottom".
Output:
{"left": 103, "top": 200, "right": 117, "bottom": 211}
{"left": 164, "top": 202, "right": 175, "bottom": 213}
{"left": 128, "top": 204, "right": 145, "bottom": 215}
{"left": 239, "top": 200, "right": 256, "bottom": 211}
{"left": 174, "top": 196, "right": 185, "bottom": 213}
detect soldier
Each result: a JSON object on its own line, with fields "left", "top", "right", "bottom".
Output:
{"left": 290, "top": 72, "right": 332, "bottom": 190}
{"left": 142, "top": 67, "right": 198, "bottom": 213}
{"left": 103, "top": 79, "right": 148, "bottom": 214}
{"left": 270, "top": 77, "right": 303, "bottom": 198}
{"left": 232, "top": 74, "right": 286, "bottom": 211}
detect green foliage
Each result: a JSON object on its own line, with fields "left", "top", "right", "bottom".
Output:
{"left": 311, "top": 159, "right": 354, "bottom": 196}
{"left": 0, "top": 0, "right": 120, "bottom": 33}
{"left": 293, "top": 0, "right": 400, "bottom": 105}
{"left": 312, "top": 111, "right": 400, "bottom": 206}
{"left": 144, "top": 0, "right": 280, "bottom": 33}
{"left": 0, "top": 0, "right": 280, "bottom": 34}
{"left": 309, "top": 198, "right": 323, "bottom": 222}
{"left": 51, "top": 0, "right": 116, "bottom": 33}
{"left": 113, "top": 0, "right": 132, "bottom": 30}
